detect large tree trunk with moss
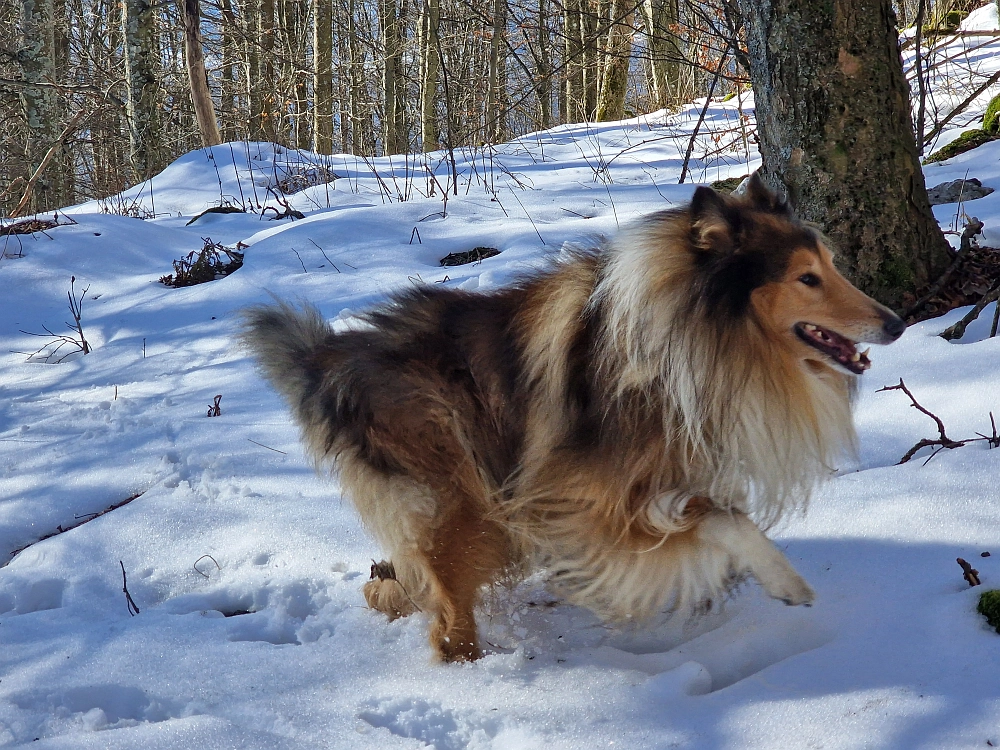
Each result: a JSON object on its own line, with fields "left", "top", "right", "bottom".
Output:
{"left": 738, "top": 0, "right": 950, "bottom": 309}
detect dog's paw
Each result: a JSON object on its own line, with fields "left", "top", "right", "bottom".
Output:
{"left": 363, "top": 578, "right": 418, "bottom": 620}
{"left": 754, "top": 565, "right": 815, "bottom": 607}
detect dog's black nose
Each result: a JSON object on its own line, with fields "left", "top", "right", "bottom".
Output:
{"left": 882, "top": 314, "right": 906, "bottom": 340}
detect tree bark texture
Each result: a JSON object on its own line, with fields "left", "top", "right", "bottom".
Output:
{"left": 595, "top": 0, "right": 635, "bottom": 121}
{"left": 739, "top": 0, "right": 949, "bottom": 308}
{"left": 181, "top": 0, "right": 222, "bottom": 146}
{"left": 641, "top": 0, "right": 680, "bottom": 110}
{"left": 257, "top": 0, "right": 276, "bottom": 141}
{"left": 20, "top": 0, "right": 68, "bottom": 211}
{"left": 312, "top": 0, "right": 333, "bottom": 152}
{"left": 219, "top": 0, "right": 237, "bottom": 141}
{"left": 536, "top": 0, "right": 552, "bottom": 128}
{"left": 563, "top": 0, "right": 585, "bottom": 122}
{"left": 419, "top": 0, "right": 440, "bottom": 151}
{"left": 123, "top": 0, "right": 163, "bottom": 177}
{"left": 486, "top": 0, "right": 507, "bottom": 141}
{"left": 379, "top": 0, "right": 404, "bottom": 154}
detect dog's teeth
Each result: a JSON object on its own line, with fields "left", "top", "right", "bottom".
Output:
{"left": 804, "top": 324, "right": 817, "bottom": 331}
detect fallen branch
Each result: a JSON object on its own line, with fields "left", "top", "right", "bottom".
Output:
{"left": 878, "top": 379, "right": 999, "bottom": 463}
{"left": 5, "top": 492, "right": 145, "bottom": 565}
{"left": 10, "top": 109, "right": 89, "bottom": 218}
{"left": 939, "top": 280, "right": 1000, "bottom": 341}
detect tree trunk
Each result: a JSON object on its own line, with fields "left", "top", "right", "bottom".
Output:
{"left": 581, "top": 0, "right": 600, "bottom": 118}
{"left": 379, "top": 0, "right": 401, "bottom": 154}
{"left": 595, "top": 0, "right": 635, "bottom": 121}
{"left": 123, "top": 0, "right": 163, "bottom": 176}
{"left": 181, "top": 0, "right": 222, "bottom": 146}
{"left": 563, "top": 0, "right": 584, "bottom": 123}
{"left": 313, "top": 0, "right": 333, "bottom": 153}
{"left": 258, "top": 0, "right": 276, "bottom": 141}
{"left": 244, "top": 0, "right": 262, "bottom": 139}
{"left": 536, "top": 0, "right": 552, "bottom": 128}
{"left": 486, "top": 0, "right": 507, "bottom": 140}
{"left": 419, "top": 0, "right": 440, "bottom": 151}
{"left": 219, "top": 0, "right": 237, "bottom": 142}
{"left": 20, "top": 0, "right": 64, "bottom": 211}
{"left": 738, "top": 0, "right": 950, "bottom": 308}
{"left": 640, "top": 0, "right": 679, "bottom": 110}
{"left": 347, "top": 0, "right": 372, "bottom": 154}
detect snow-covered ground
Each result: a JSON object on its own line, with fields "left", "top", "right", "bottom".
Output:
{"left": 2, "top": 17, "right": 1000, "bottom": 747}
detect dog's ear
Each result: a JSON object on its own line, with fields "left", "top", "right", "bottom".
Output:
{"left": 744, "top": 172, "right": 790, "bottom": 215}
{"left": 690, "top": 186, "right": 738, "bottom": 254}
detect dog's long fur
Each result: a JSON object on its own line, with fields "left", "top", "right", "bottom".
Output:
{"left": 242, "top": 175, "right": 904, "bottom": 661}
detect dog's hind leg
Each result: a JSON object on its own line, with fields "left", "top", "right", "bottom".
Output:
{"left": 695, "top": 511, "right": 814, "bottom": 606}
{"left": 421, "top": 501, "right": 511, "bottom": 662}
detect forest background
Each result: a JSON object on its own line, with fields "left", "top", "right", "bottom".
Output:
{"left": 2, "top": 0, "right": 997, "bottom": 219}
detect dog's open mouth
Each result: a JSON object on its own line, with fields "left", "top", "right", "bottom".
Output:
{"left": 794, "top": 323, "right": 871, "bottom": 375}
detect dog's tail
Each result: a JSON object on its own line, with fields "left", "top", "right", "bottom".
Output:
{"left": 240, "top": 300, "right": 331, "bottom": 412}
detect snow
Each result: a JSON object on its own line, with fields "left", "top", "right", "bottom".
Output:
{"left": 2, "top": 55, "right": 1000, "bottom": 750}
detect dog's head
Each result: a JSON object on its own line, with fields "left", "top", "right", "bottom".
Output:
{"left": 689, "top": 174, "right": 905, "bottom": 376}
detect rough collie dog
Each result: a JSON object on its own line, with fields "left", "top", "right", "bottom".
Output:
{"left": 242, "top": 175, "right": 905, "bottom": 662}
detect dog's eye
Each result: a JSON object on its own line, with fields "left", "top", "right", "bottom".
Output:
{"left": 799, "top": 273, "right": 821, "bottom": 287}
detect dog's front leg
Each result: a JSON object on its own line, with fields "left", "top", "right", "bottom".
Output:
{"left": 696, "top": 510, "right": 815, "bottom": 606}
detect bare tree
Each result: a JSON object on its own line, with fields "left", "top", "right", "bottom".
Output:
{"left": 596, "top": 0, "right": 636, "bottom": 120}
{"left": 122, "top": 0, "right": 163, "bottom": 177}
{"left": 418, "top": 0, "right": 441, "bottom": 150}
{"left": 181, "top": 0, "right": 221, "bottom": 146}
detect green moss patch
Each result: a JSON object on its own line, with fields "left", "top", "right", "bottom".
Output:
{"left": 710, "top": 175, "right": 749, "bottom": 194}
{"left": 978, "top": 590, "right": 1000, "bottom": 633}
{"left": 984, "top": 94, "right": 1000, "bottom": 134}
{"left": 924, "top": 129, "right": 998, "bottom": 164}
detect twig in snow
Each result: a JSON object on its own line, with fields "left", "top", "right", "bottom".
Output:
{"left": 247, "top": 438, "right": 287, "bottom": 455}
{"left": 307, "top": 238, "right": 340, "bottom": 272}
{"left": 17, "top": 277, "right": 91, "bottom": 363}
{"left": 291, "top": 247, "right": 307, "bottom": 273}
{"left": 193, "top": 554, "right": 221, "bottom": 578}
{"left": 207, "top": 394, "right": 222, "bottom": 417}
{"left": 957, "top": 557, "right": 981, "bottom": 587}
{"left": 120, "top": 561, "right": 140, "bottom": 615}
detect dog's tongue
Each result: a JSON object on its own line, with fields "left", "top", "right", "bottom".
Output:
{"left": 800, "top": 323, "right": 871, "bottom": 373}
